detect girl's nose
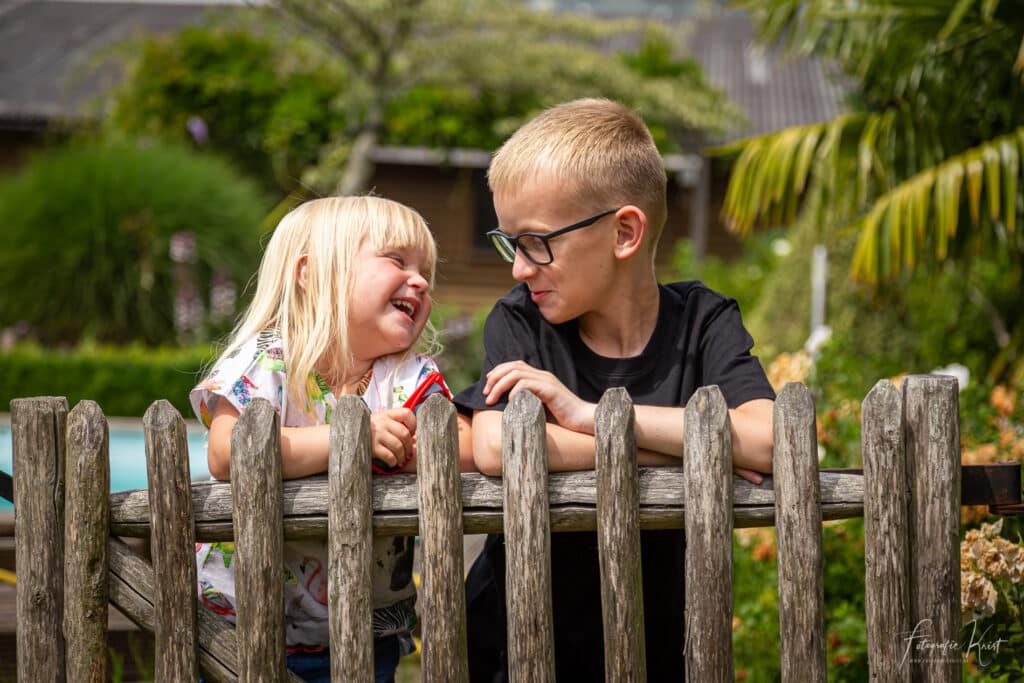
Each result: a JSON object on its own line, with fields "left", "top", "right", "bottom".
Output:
{"left": 408, "top": 269, "right": 429, "bottom": 290}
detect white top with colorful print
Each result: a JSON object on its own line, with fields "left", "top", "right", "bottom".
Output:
{"left": 189, "top": 330, "right": 449, "bottom": 649}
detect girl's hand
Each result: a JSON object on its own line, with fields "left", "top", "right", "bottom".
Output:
{"left": 483, "top": 360, "right": 596, "bottom": 434}
{"left": 369, "top": 408, "right": 416, "bottom": 468}
{"left": 734, "top": 467, "right": 765, "bottom": 485}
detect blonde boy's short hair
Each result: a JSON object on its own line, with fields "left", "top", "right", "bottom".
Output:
{"left": 488, "top": 98, "right": 668, "bottom": 251}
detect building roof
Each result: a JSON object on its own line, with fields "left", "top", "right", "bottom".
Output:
{"left": 685, "top": 11, "right": 848, "bottom": 140}
{"left": 0, "top": 0, "right": 207, "bottom": 128}
{"left": 0, "top": 1, "right": 846, "bottom": 144}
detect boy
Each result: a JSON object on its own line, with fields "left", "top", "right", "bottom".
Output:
{"left": 454, "top": 98, "right": 775, "bottom": 681}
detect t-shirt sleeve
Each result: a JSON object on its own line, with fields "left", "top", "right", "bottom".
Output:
{"left": 386, "top": 353, "right": 452, "bottom": 411}
{"left": 453, "top": 303, "right": 535, "bottom": 414}
{"left": 697, "top": 296, "right": 775, "bottom": 408}
{"left": 189, "top": 342, "right": 288, "bottom": 429}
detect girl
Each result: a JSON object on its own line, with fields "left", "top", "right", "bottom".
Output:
{"left": 189, "top": 196, "right": 474, "bottom": 683}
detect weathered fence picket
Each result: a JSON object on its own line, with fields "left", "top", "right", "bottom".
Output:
{"left": 230, "top": 398, "right": 287, "bottom": 683}
{"left": 8, "top": 376, "right": 989, "bottom": 682}
{"left": 904, "top": 375, "right": 961, "bottom": 683}
{"left": 143, "top": 400, "right": 199, "bottom": 682}
{"left": 773, "top": 383, "right": 827, "bottom": 682}
{"left": 416, "top": 394, "right": 470, "bottom": 682}
{"left": 502, "top": 390, "right": 557, "bottom": 682}
{"left": 12, "top": 396, "right": 67, "bottom": 683}
{"left": 595, "top": 388, "right": 646, "bottom": 682}
{"left": 683, "top": 386, "right": 734, "bottom": 682}
{"left": 862, "top": 379, "right": 911, "bottom": 681}
{"left": 328, "top": 396, "right": 375, "bottom": 681}
{"left": 64, "top": 400, "right": 109, "bottom": 683}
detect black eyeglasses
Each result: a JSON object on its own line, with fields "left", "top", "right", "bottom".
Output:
{"left": 486, "top": 208, "right": 621, "bottom": 266}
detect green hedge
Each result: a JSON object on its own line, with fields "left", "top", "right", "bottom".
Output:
{"left": 1, "top": 344, "right": 215, "bottom": 418}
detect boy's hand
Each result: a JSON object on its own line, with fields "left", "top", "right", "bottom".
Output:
{"left": 369, "top": 408, "right": 416, "bottom": 468}
{"left": 484, "top": 360, "right": 596, "bottom": 434}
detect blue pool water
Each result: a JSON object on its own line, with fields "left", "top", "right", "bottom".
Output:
{"left": 0, "top": 423, "right": 210, "bottom": 511}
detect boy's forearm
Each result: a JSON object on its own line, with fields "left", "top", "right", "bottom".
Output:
{"left": 725, "top": 399, "right": 775, "bottom": 474}
{"left": 633, "top": 401, "right": 774, "bottom": 474}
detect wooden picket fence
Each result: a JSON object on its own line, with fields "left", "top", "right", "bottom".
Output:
{"left": 11, "top": 375, "right": 962, "bottom": 682}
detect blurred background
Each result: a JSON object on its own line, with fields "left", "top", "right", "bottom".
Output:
{"left": 1, "top": 0, "right": 1023, "bottom": 680}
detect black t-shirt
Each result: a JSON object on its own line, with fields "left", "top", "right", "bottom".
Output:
{"left": 454, "top": 281, "right": 775, "bottom": 682}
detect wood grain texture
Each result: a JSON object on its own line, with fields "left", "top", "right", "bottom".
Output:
{"left": 594, "top": 388, "right": 646, "bottom": 683}
{"left": 328, "top": 396, "right": 374, "bottom": 682}
{"left": 110, "top": 470, "right": 865, "bottom": 537}
{"left": 229, "top": 398, "right": 287, "bottom": 682}
{"left": 416, "top": 395, "right": 469, "bottom": 682}
{"left": 903, "top": 375, "right": 960, "bottom": 683}
{"left": 502, "top": 391, "right": 555, "bottom": 682}
{"left": 12, "top": 396, "right": 68, "bottom": 683}
{"left": 143, "top": 400, "right": 199, "bottom": 682}
{"left": 64, "top": 401, "right": 109, "bottom": 683}
{"left": 773, "top": 383, "right": 826, "bottom": 683}
{"left": 862, "top": 381, "right": 911, "bottom": 682}
{"left": 106, "top": 537, "right": 304, "bottom": 683}
{"left": 111, "top": 500, "right": 866, "bottom": 540}
{"left": 683, "top": 386, "right": 734, "bottom": 682}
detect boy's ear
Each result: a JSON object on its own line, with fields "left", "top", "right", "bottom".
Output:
{"left": 295, "top": 255, "right": 309, "bottom": 290}
{"left": 612, "top": 206, "right": 647, "bottom": 260}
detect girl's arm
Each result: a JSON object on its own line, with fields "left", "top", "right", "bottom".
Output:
{"left": 207, "top": 400, "right": 416, "bottom": 480}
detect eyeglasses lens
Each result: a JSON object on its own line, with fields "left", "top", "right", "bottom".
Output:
{"left": 516, "top": 235, "right": 550, "bottom": 264}
{"left": 488, "top": 233, "right": 516, "bottom": 263}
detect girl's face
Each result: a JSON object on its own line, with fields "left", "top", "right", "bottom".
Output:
{"left": 347, "top": 239, "right": 432, "bottom": 365}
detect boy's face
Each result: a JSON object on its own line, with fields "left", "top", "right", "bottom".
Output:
{"left": 493, "top": 179, "right": 619, "bottom": 324}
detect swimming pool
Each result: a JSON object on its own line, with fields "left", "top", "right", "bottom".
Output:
{"left": 0, "top": 422, "right": 211, "bottom": 511}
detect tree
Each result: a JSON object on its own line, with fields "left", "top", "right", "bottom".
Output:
{"left": 716, "top": 0, "right": 1024, "bottom": 378}
{"left": 270, "top": 0, "right": 740, "bottom": 194}
{"left": 110, "top": 25, "right": 347, "bottom": 192}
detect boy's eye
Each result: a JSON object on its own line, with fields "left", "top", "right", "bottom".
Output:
{"left": 383, "top": 252, "right": 404, "bottom": 266}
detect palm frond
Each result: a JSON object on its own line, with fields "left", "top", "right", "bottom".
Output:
{"left": 850, "top": 129, "right": 1024, "bottom": 282}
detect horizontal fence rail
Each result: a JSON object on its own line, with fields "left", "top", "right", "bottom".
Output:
{"left": 107, "top": 469, "right": 867, "bottom": 539}
{"left": 10, "top": 375, "right": 1017, "bottom": 682}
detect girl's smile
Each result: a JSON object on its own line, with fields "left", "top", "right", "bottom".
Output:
{"left": 348, "top": 242, "right": 432, "bottom": 362}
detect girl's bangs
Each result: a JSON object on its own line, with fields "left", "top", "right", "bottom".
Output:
{"left": 368, "top": 205, "right": 437, "bottom": 282}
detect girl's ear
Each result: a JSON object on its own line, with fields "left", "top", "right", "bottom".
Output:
{"left": 295, "top": 255, "right": 309, "bottom": 290}
{"left": 612, "top": 206, "right": 647, "bottom": 260}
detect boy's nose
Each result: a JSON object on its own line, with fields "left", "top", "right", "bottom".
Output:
{"left": 511, "top": 249, "right": 537, "bottom": 281}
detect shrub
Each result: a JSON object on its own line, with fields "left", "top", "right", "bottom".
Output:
{"left": 0, "top": 138, "right": 269, "bottom": 346}
{"left": 0, "top": 343, "right": 214, "bottom": 418}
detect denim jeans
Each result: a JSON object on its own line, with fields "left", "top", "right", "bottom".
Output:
{"left": 285, "top": 636, "right": 402, "bottom": 683}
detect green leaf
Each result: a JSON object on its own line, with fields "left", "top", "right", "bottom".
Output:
{"left": 938, "top": 0, "right": 975, "bottom": 42}
{"left": 966, "top": 152, "right": 984, "bottom": 225}
{"left": 858, "top": 114, "right": 881, "bottom": 207}
{"left": 793, "top": 126, "right": 823, "bottom": 193}
{"left": 1016, "top": 33, "right": 1024, "bottom": 78}
{"left": 999, "top": 137, "right": 1018, "bottom": 233}
{"left": 983, "top": 143, "right": 1001, "bottom": 221}
{"left": 981, "top": 0, "right": 999, "bottom": 23}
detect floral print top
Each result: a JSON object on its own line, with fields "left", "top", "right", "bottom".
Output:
{"left": 189, "top": 330, "right": 450, "bottom": 649}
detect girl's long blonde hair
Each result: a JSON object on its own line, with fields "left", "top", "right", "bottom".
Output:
{"left": 214, "top": 195, "right": 438, "bottom": 408}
